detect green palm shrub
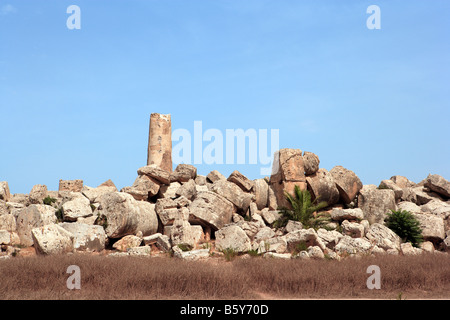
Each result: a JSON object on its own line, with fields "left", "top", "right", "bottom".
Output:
{"left": 385, "top": 209, "right": 423, "bottom": 247}
{"left": 275, "top": 185, "right": 329, "bottom": 229}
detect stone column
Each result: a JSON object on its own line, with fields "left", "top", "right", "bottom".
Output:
{"left": 269, "top": 148, "right": 306, "bottom": 208}
{"left": 147, "top": 113, "right": 172, "bottom": 172}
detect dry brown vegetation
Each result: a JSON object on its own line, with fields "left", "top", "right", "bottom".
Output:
{"left": 0, "top": 253, "right": 449, "bottom": 300}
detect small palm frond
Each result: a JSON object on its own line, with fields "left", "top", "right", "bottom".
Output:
{"left": 276, "top": 185, "right": 328, "bottom": 230}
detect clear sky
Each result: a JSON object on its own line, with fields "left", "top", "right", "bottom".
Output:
{"left": 1, "top": 0, "right": 449, "bottom": 194}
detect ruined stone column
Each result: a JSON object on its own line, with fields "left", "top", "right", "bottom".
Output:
{"left": 269, "top": 148, "right": 306, "bottom": 208}
{"left": 147, "top": 113, "right": 172, "bottom": 172}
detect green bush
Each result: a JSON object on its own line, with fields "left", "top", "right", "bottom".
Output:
{"left": 275, "top": 185, "right": 329, "bottom": 229}
{"left": 95, "top": 214, "right": 108, "bottom": 230}
{"left": 43, "top": 196, "right": 57, "bottom": 206}
{"left": 222, "top": 248, "right": 238, "bottom": 261}
{"left": 55, "top": 208, "right": 64, "bottom": 222}
{"left": 385, "top": 209, "right": 423, "bottom": 247}
{"left": 177, "top": 244, "right": 192, "bottom": 252}
{"left": 247, "top": 249, "right": 260, "bottom": 257}
{"left": 292, "top": 241, "right": 308, "bottom": 255}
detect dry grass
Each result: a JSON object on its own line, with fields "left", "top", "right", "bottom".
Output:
{"left": 0, "top": 253, "right": 449, "bottom": 300}
{"left": 234, "top": 254, "right": 450, "bottom": 299}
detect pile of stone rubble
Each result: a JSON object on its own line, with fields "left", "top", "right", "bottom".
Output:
{"left": 1, "top": 148, "right": 449, "bottom": 260}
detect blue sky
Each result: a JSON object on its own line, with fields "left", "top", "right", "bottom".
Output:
{"left": 1, "top": 0, "right": 449, "bottom": 194}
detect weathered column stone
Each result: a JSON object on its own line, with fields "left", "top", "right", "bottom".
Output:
{"left": 147, "top": 113, "right": 172, "bottom": 172}
{"left": 306, "top": 168, "right": 340, "bottom": 206}
{"left": 0, "top": 181, "right": 11, "bottom": 202}
{"left": 269, "top": 149, "right": 306, "bottom": 208}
